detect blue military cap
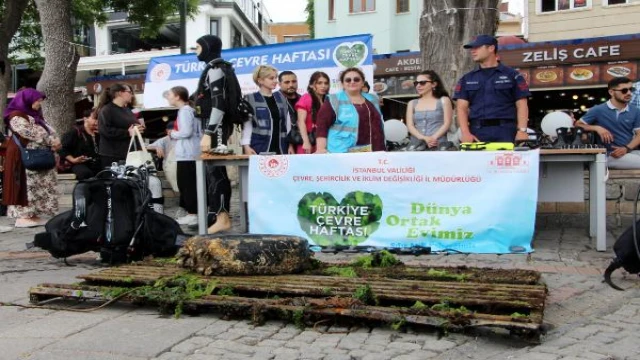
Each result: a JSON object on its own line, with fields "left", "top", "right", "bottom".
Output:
{"left": 463, "top": 35, "right": 498, "bottom": 49}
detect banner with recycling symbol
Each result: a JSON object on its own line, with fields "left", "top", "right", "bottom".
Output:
{"left": 144, "top": 34, "right": 374, "bottom": 109}
{"left": 248, "top": 151, "right": 540, "bottom": 254}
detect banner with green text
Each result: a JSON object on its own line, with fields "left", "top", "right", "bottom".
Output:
{"left": 248, "top": 151, "right": 540, "bottom": 253}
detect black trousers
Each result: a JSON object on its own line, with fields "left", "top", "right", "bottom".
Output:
{"left": 205, "top": 164, "right": 231, "bottom": 214}
{"left": 203, "top": 124, "right": 232, "bottom": 215}
{"left": 71, "top": 163, "right": 101, "bottom": 180}
{"left": 176, "top": 161, "right": 198, "bottom": 214}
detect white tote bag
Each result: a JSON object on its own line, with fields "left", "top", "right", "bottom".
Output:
{"left": 164, "top": 144, "right": 179, "bottom": 192}
{"left": 125, "top": 127, "right": 154, "bottom": 168}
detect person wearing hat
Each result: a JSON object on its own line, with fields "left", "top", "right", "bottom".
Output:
{"left": 453, "top": 34, "right": 530, "bottom": 143}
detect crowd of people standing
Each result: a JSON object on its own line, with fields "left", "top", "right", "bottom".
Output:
{"left": 1, "top": 33, "right": 532, "bottom": 231}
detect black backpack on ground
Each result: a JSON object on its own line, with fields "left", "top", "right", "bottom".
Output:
{"left": 33, "top": 166, "right": 187, "bottom": 264}
{"left": 193, "top": 59, "right": 253, "bottom": 127}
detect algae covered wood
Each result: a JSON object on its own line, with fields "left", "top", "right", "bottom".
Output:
{"left": 30, "top": 250, "right": 548, "bottom": 341}
{"left": 175, "top": 235, "right": 313, "bottom": 276}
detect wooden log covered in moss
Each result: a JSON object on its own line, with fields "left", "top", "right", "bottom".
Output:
{"left": 176, "top": 235, "right": 313, "bottom": 276}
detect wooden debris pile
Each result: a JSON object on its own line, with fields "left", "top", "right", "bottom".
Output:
{"left": 29, "top": 251, "right": 547, "bottom": 341}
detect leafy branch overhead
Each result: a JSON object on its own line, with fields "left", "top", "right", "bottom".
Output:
{"left": 305, "top": 0, "right": 314, "bottom": 39}
{"left": 7, "top": 0, "right": 200, "bottom": 68}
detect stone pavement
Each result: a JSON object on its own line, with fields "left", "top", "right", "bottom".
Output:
{"left": 1, "top": 197, "right": 640, "bottom": 359}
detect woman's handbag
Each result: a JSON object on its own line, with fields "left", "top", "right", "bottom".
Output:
{"left": 125, "top": 127, "right": 154, "bottom": 168}
{"left": 12, "top": 134, "right": 56, "bottom": 171}
{"left": 286, "top": 123, "right": 304, "bottom": 145}
{"left": 286, "top": 124, "right": 316, "bottom": 146}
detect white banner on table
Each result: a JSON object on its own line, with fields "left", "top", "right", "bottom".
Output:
{"left": 248, "top": 151, "right": 540, "bottom": 254}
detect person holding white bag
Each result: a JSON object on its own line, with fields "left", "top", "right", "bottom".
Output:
{"left": 97, "top": 83, "right": 144, "bottom": 168}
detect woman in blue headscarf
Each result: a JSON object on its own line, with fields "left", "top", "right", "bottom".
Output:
{"left": 2, "top": 88, "right": 61, "bottom": 228}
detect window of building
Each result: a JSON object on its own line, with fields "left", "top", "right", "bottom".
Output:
{"left": 540, "top": 0, "right": 589, "bottom": 12}
{"left": 283, "top": 35, "right": 311, "bottom": 43}
{"left": 396, "top": 0, "right": 409, "bottom": 13}
{"left": 329, "top": 0, "right": 335, "bottom": 20}
{"left": 604, "top": 0, "right": 628, "bottom": 5}
{"left": 73, "top": 24, "right": 91, "bottom": 56}
{"left": 210, "top": 19, "right": 219, "bottom": 37}
{"left": 350, "top": 0, "right": 375, "bottom": 13}
{"left": 110, "top": 22, "right": 180, "bottom": 54}
{"left": 231, "top": 25, "right": 243, "bottom": 48}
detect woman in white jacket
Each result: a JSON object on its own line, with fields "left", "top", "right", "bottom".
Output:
{"left": 167, "top": 86, "right": 202, "bottom": 226}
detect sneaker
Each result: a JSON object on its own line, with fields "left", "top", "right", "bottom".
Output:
{"left": 176, "top": 214, "right": 198, "bottom": 226}
{"left": 175, "top": 207, "right": 188, "bottom": 219}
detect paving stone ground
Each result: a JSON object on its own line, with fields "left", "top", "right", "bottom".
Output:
{"left": 1, "top": 192, "right": 639, "bottom": 360}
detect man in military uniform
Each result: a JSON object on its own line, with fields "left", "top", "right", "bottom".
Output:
{"left": 453, "top": 35, "right": 531, "bottom": 143}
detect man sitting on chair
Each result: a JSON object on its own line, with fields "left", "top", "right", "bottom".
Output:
{"left": 576, "top": 77, "right": 640, "bottom": 169}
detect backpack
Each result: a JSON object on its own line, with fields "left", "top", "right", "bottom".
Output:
{"left": 32, "top": 167, "right": 186, "bottom": 264}
{"left": 194, "top": 59, "right": 253, "bottom": 126}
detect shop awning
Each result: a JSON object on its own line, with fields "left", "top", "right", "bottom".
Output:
{"left": 77, "top": 49, "right": 181, "bottom": 72}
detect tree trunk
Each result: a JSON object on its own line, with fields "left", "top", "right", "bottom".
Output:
{"left": 34, "top": 0, "right": 79, "bottom": 134}
{"left": 420, "top": 0, "right": 500, "bottom": 94}
{"left": 0, "top": 0, "right": 30, "bottom": 129}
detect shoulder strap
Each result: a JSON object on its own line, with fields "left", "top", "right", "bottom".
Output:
{"left": 11, "top": 134, "right": 25, "bottom": 150}
{"left": 196, "top": 62, "right": 215, "bottom": 94}
{"left": 327, "top": 94, "right": 339, "bottom": 113}
{"left": 70, "top": 182, "right": 88, "bottom": 229}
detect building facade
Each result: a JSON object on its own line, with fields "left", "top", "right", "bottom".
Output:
{"left": 314, "top": 1, "right": 522, "bottom": 54}
{"left": 77, "top": 0, "right": 272, "bottom": 94}
{"left": 314, "top": 0, "right": 422, "bottom": 54}
{"left": 498, "top": 2, "right": 524, "bottom": 37}
{"left": 267, "top": 22, "right": 310, "bottom": 44}
{"left": 526, "top": 0, "right": 640, "bottom": 41}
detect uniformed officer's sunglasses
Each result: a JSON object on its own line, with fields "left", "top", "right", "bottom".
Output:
{"left": 413, "top": 80, "right": 433, "bottom": 87}
{"left": 612, "top": 87, "right": 636, "bottom": 94}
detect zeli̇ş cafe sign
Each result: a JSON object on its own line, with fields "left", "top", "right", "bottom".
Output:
{"left": 498, "top": 34, "right": 640, "bottom": 89}
{"left": 521, "top": 44, "right": 620, "bottom": 64}
{"left": 499, "top": 34, "right": 640, "bottom": 68}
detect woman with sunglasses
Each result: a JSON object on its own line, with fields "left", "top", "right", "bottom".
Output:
{"left": 295, "top": 71, "right": 330, "bottom": 154}
{"left": 97, "top": 83, "right": 144, "bottom": 168}
{"left": 315, "top": 67, "right": 384, "bottom": 153}
{"left": 405, "top": 70, "right": 452, "bottom": 150}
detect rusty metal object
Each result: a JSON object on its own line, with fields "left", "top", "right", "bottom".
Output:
{"left": 175, "top": 235, "right": 313, "bottom": 276}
